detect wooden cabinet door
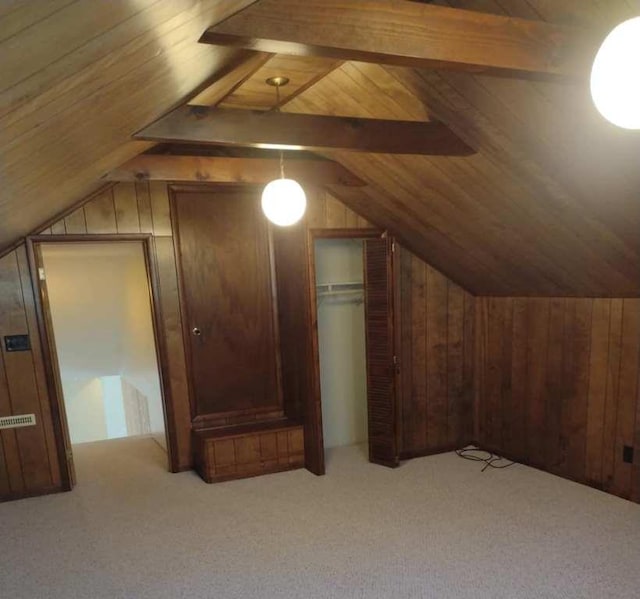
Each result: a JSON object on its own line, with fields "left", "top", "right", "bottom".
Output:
{"left": 172, "top": 187, "right": 282, "bottom": 422}
{"left": 364, "top": 237, "right": 399, "bottom": 467}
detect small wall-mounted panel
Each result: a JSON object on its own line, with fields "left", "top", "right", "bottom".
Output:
{"left": 0, "top": 414, "right": 37, "bottom": 430}
{"left": 4, "top": 334, "right": 30, "bottom": 352}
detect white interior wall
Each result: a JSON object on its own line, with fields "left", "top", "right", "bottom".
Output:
{"left": 61, "top": 378, "right": 106, "bottom": 444}
{"left": 41, "top": 242, "right": 166, "bottom": 450}
{"left": 315, "top": 239, "right": 368, "bottom": 449}
{"left": 121, "top": 254, "right": 166, "bottom": 450}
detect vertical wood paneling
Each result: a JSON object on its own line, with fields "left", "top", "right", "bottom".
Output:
{"left": 611, "top": 300, "right": 640, "bottom": 498}
{"left": 135, "top": 181, "right": 154, "bottom": 234}
{"left": 399, "top": 250, "right": 474, "bottom": 458}
{"left": 63, "top": 207, "right": 86, "bottom": 234}
{"left": 84, "top": 189, "right": 117, "bottom": 233}
{"left": 408, "top": 255, "right": 427, "bottom": 450}
{"left": 476, "top": 296, "right": 640, "bottom": 503}
{"left": 461, "top": 291, "right": 475, "bottom": 443}
{"left": 0, "top": 256, "right": 26, "bottom": 495}
{"left": 505, "top": 298, "right": 527, "bottom": 459}
{"left": 113, "top": 182, "right": 140, "bottom": 233}
{"left": 50, "top": 220, "right": 66, "bottom": 235}
{"left": 0, "top": 251, "right": 54, "bottom": 497}
{"left": 602, "top": 299, "right": 624, "bottom": 491}
{"left": 426, "top": 267, "right": 449, "bottom": 448}
{"left": 545, "top": 298, "right": 566, "bottom": 473}
{"left": 154, "top": 237, "right": 192, "bottom": 471}
{"left": 446, "top": 283, "right": 464, "bottom": 446}
{"left": 149, "top": 182, "right": 171, "bottom": 236}
{"left": 563, "top": 299, "right": 592, "bottom": 481}
{"left": 15, "top": 246, "right": 61, "bottom": 488}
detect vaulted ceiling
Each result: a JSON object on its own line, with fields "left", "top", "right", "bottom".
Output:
{"left": 2, "top": 0, "right": 640, "bottom": 296}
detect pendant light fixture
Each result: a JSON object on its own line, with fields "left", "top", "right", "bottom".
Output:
{"left": 261, "top": 77, "right": 307, "bottom": 226}
{"left": 591, "top": 16, "right": 640, "bottom": 129}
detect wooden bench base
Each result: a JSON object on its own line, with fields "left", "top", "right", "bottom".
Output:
{"left": 193, "top": 420, "right": 305, "bottom": 483}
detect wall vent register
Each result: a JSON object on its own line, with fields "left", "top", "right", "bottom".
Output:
{"left": 0, "top": 414, "right": 37, "bottom": 430}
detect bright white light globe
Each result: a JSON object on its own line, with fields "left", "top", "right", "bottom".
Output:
{"left": 261, "top": 178, "right": 307, "bottom": 226}
{"left": 590, "top": 16, "right": 640, "bottom": 129}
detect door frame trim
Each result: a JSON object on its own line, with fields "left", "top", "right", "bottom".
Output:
{"left": 26, "top": 234, "right": 180, "bottom": 480}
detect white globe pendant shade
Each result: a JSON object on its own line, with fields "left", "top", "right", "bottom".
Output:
{"left": 590, "top": 16, "right": 640, "bottom": 129}
{"left": 261, "top": 178, "right": 307, "bottom": 226}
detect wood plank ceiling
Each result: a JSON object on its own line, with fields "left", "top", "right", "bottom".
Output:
{"left": 2, "top": 0, "right": 640, "bottom": 296}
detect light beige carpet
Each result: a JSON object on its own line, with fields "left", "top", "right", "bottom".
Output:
{"left": 1, "top": 437, "right": 639, "bottom": 598}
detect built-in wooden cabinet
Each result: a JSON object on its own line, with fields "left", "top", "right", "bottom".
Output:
{"left": 170, "top": 185, "right": 304, "bottom": 483}
{"left": 193, "top": 420, "right": 304, "bottom": 483}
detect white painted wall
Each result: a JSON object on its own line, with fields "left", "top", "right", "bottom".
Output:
{"left": 315, "top": 239, "right": 368, "bottom": 449}
{"left": 41, "top": 242, "right": 166, "bottom": 449}
{"left": 62, "top": 378, "right": 107, "bottom": 444}
{"left": 121, "top": 253, "right": 166, "bottom": 449}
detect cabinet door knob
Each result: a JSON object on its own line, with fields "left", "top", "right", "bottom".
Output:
{"left": 192, "top": 327, "right": 202, "bottom": 336}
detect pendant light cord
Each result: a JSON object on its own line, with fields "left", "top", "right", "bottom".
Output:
{"left": 274, "top": 82, "right": 286, "bottom": 180}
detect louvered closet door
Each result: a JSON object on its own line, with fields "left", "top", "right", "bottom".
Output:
{"left": 364, "top": 237, "right": 399, "bottom": 467}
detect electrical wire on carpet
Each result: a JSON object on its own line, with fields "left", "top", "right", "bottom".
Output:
{"left": 455, "top": 446, "right": 517, "bottom": 472}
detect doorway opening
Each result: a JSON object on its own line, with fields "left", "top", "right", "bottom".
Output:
{"left": 308, "top": 229, "right": 399, "bottom": 470}
{"left": 28, "top": 237, "right": 174, "bottom": 487}
{"left": 314, "top": 237, "right": 368, "bottom": 457}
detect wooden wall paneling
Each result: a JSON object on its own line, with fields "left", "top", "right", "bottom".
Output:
{"left": 545, "top": 298, "right": 566, "bottom": 474}
{"left": 524, "top": 299, "right": 550, "bottom": 469}
{"left": 0, "top": 274, "right": 25, "bottom": 496}
{"left": 271, "top": 223, "right": 311, "bottom": 425}
{"left": 407, "top": 254, "right": 427, "bottom": 452}
{"left": 84, "top": 188, "right": 117, "bottom": 234}
{"left": 398, "top": 248, "right": 414, "bottom": 453}
{"left": 476, "top": 295, "right": 640, "bottom": 503}
{"left": 397, "top": 249, "right": 473, "bottom": 457}
{"left": 305, "top": 189, "right": 327, "bottom": 229}
{"left": 611, "top": 299, "right": 640, "bottom": 498}
{"left": 149, "top": 182, "right": 172, "bottom": 236}
{"left": 461, "top": 290, "right": 475, "bottom": 444}
{"left": 153, "top": 236, "right": 191, "bottom": 469}
{"left": 15, "top": 246, "right": 61, "bottom": 489}
{"left": 63, "top": 208, "right": 87, "bottom": 234}
{"left": 446, "top": 282, "right": 464, "bottom": 447}
{"left": 425, "top": 266, "right": 449, "bottom": 449}
{"left": 601, "top": 300, "right": 624, "bottom": 491}
{"left": 482, "top": 298, "right": 506, "bottom": 451}
{"left": 562, "top": 299, "right": 592, "bottom": 482}
{"left": 135, "top": 181, "right": 154, "bottom": 234}
{"left": 503, "top": 298, "right": 527, "bottom": 459}
{"left": 585, "top": 299, "right": 611, "bottom": 488}
{"left": 50, "top": 220, "right": 66, "bottom": 235}
{"left": 633, "top": 370, "right": 640, "bottom": 503}
{"left": 113, "top": 182, "right": 140, "bottom": 234}
{"left": 0, "top": 251, "right": 53, "bottom": 494}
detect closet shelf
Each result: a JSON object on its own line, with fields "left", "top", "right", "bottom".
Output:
{"left": 316, "top": 281, "right": 364, "bottom": 304}
{"left": 316, "top": 281, "right": 363, "bottom": 293}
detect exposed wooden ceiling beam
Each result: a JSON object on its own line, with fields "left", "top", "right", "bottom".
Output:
{"left": 188, "top": 51, "right": 272, "bottom": 106}
{"left": 134, "top": 106, "right": 475, "bottom": 156}
{"left": 104, "top": 154, "right": 366, "bottom": 186}
{"left": 200, "top": 0, "right": 594, "bottom": 79}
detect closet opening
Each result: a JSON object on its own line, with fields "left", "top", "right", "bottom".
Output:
{"left": 308, "top": 229, "right": 398, "bottom": 468}
{"left": 27, "top": 236, "right": 176, "bottom": 490}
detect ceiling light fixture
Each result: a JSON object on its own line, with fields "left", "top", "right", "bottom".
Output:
{"left": 590, "top": 16, "right": 640, "bottom": 129}
{"left": 261, "top": 77, "right": 307, "bottom": 226}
